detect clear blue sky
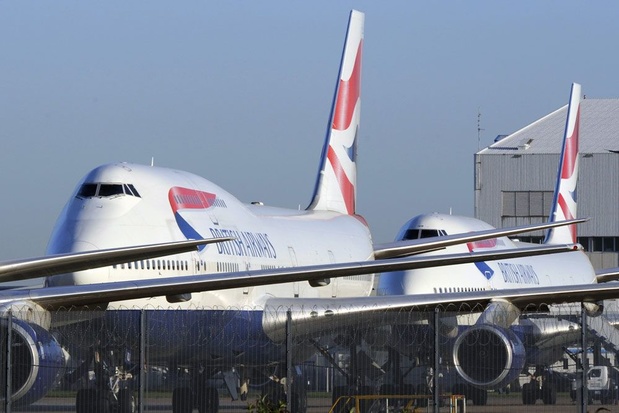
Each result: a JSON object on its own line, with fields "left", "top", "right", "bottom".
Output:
{"left": 1, "top": 1, "right": 618, "bottom": 260}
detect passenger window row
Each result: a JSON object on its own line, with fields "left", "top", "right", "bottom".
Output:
{"left": 435, "top": 287, "right": 484, "bottom": 293}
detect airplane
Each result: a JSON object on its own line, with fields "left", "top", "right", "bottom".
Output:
{"left": 372, "top": 82, "right": 618, "bottom": 405}
{"left": 0, "top": 10, "right": 590, "bottom": 413}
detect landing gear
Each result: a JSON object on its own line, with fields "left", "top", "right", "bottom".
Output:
{"left": 541, "top": 384, "right": 557, "bottom": 405}
{"left": 172, "top": 387, "right": 192, "bottom": 413}
{"left": 522, "top": 382, "right": 534, "bottom": 404}
{"left": 260, "top": 367, "right": 308, "bottom": 413}
{"left": 171, "top": 368, "right": 220, "bottom": 413}
{"left": 196, "top": 386, "right": 219, "bottom": 413}
{"left": 75, "top": 387, "right": 136, "bottom": 413}
{"left": 521, "top": 367, "right": 558, "bottom": 405}
{"left": 74, "top": 346, "right": 137, "bottom": 413}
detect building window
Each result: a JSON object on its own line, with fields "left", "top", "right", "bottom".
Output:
{"left": 578, "top": 236, "right": 619, "bottom": 252}
{"left": 502, "top": 191, "right": 554, "bottom": 217}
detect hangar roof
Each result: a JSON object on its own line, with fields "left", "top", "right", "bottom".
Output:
{"left": 478, "top": 99, "right": 619, "bottom": 155}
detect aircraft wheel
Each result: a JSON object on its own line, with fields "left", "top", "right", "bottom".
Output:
{"left": 541, "top": 384, "right": 557, "bottom": 405}
{"left": 196, "top": 386, "right": 219, "bottom": 413}
{"left": 522, "top": 383, "right": 536, "bottom": 405}
{"left": 172, "top": 387, "right": 193, "bottom": 413}
{"left": 118, "top": 389, "right": 136, "bottom": 413}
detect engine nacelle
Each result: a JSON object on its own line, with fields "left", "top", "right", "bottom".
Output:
{"left": 452, "top": 324, "right": 526, "bottom": 390}
{"left": 583, "top": 301, "right": 604, "bottom": 317}
{"left": 2, "top": 318, "right": 66, "bottom": 406}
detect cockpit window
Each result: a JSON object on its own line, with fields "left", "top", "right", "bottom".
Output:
{"left": 402, "top": 228, "right": 447, "bottom": 240}
{"left": 76, "top": 182, "right": 141, "bottom": 199}
{"left": 403, "top": 229, "right": 420, "bottom": 240}
{"left": 420, "top": 229, "right": 440, "bottom": 238}
{"left": 98, "top": 184, "right": 124, "bottom": 197}
{"left": 77, "top": 183, "right": 98, "bottom": 198}
{"left": 126, "top": 184, "right": 141, "bottom": 197}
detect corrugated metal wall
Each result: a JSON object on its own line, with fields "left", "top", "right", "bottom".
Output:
{"left": 475, "top": 153, "right": 558, "bottom": 236}
{"left": 579, "top": 153, "right": 619, "bottom": 235}
{"left": 475, "top": 152, "right": 619, "bottom": 237}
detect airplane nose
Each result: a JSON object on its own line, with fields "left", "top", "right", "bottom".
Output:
{"left": 68, "top": 240, "right": 101, "bottom": 253}
{"left": 45, "top": 241, "right": 109, "bottom": 287}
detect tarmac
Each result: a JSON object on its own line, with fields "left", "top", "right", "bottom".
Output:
{"left": 18, "top": 392, "right": 618, "bottom": 413}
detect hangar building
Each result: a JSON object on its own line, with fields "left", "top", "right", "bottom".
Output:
{"left": 475, "top": 98, "right": 619, "bottom": 270}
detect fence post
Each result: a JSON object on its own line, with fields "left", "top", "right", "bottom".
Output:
{"left": 580, "top": 305, "right": 587, "bottom": 413}
{"left": 286, "top": 309, "right": 293, "bottom": 412}
{"left": 433, "top": 307, "right": 440, "bottom": 413}
{"left": 4, "top": 310, "right": 12, "bottom": 413}
{"left": 139, "top": 309, "right": 146, "bottom": 413}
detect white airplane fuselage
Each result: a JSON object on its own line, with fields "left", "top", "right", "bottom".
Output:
{"left": 46, "top": 162, "right": 375, "bottom": 308}
{"left": 378, "top": 213, "right": 595, "bottom": 297}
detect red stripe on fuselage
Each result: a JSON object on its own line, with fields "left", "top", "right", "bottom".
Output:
{"left": 332, "top": 41, "right": 363, "bottom": 131}
{"left": 467, "top": 238, "right": 498, "bottom": 251}
{"left": 168, "top": 187, "right": 217, "bottom": 214}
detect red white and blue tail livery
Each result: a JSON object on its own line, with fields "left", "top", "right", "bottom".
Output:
{"left": 308, "top": 10, "right": 363, "bottom": 215}
{"left": 545, "top": 82, "right": 581, "bottom": 244}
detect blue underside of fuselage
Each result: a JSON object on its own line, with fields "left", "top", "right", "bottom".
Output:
{"left": 65, "top": 309, "right": 282, "bottom": 367}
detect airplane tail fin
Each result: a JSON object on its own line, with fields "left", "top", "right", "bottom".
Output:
{"left": 307, "top": 10, "right": 364, "bottom": 215}
{"left": 545, "top": 83, "right": 582, "bottom": 244}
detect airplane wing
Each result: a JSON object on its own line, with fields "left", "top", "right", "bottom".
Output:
{"left": 0, "top": 243, "right": 577, "bottom": 309}
{"left": 0, "top": 237, "right": 232, "bottom": 283}
{"left": 3, "top": 220, "right": 577, "bottom": 284}
{"left": 261, "top": 281, "right": 619, "bottom": 341}
{"left": 373, "top": 218, "right": 586, "bottom": 259}
{"left": 596, "top": 267, "right": 619, "bottom": 283}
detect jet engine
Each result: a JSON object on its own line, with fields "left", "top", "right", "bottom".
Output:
{"left": 583, "top": 301, "right": 604, "bottom": 317}
{"left": 1, "top": 318, "right": 66, "bottom": 406}
{"left": 452, "top": 324, "right": 525, "bottom": 389}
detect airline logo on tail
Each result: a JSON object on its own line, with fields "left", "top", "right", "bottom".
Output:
{"left": 328, "top": 40, "right": 362, "bottom": 214}
{"left": 308, "top": 10, "right": 364, "bottom": 215}
{"left": 546, "top": 83, "right": 581, "bottom": 244}
{"left": 557, "top": 91, "right": 580, "bottom": 241}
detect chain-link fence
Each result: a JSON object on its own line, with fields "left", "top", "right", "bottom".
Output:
{"left": 2, "top": 303, "right": 618, "bottom": 413}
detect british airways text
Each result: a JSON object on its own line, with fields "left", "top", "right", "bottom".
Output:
{"left": 498, "top": 262, "right": 540, "bottom": 285}
{"left": 209, "top": 228, "right": 277, "bottom": 259}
